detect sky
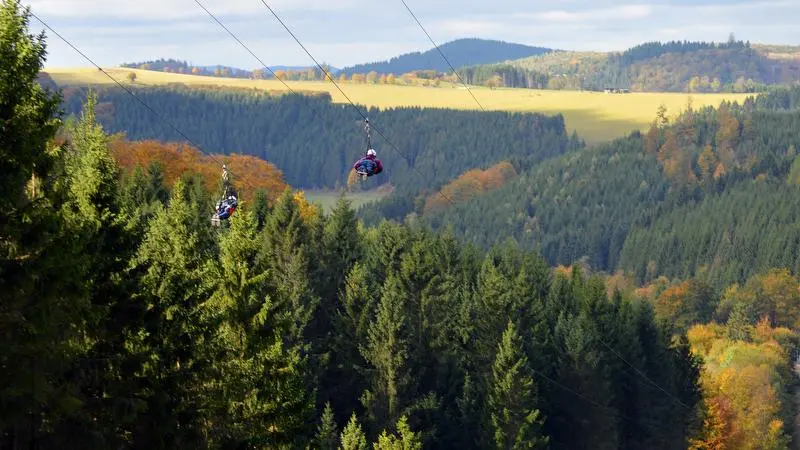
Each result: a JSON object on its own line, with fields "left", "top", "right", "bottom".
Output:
{"left": 24, "top": 0, "right": 800, "bottom": 70}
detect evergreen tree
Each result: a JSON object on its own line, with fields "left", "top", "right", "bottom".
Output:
{"left": 126, "top": 179, "right": 218, "bottom": 447}
{"left": 340, "top": 413, "right": 369, "bottom": 450}
{"left": 373, "top": 416, "right": 423, "bottom": 450}
{"left": 488, "top": 321, "right": 548, "bottom": 450}
{"left": 212, "top": 209, "right": 317, "bottom": 447}
{"left": 360, "top": 274, "right": 411, "bottom": 436}
{"left": 316, "top": 402, "right": 340, "bottom": 450}
{"left": 0, "top": 1, "right": 85, "bottom": 445}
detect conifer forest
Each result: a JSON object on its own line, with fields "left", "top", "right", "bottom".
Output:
{"left": 4, "top": 1, "right": 800, "bottom": 449}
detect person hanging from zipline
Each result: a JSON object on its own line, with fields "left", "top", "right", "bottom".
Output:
{"left": 351, "top": 119, "right": 383, "bottom": 181}
{"left": 353, "top": 148, "right": 383, "bottom": 181}
{"left": 212, "top": 164, "right": 238, "bottom": 225}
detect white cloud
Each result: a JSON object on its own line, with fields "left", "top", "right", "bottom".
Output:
{"left": 25, "top": 0, "right": 362, "bottom": 20}
{"left": 24, "top": 0, "right": 800, "bottom": 69}
{"left": 519, "top": 4, "right": 653, "bottom": 22}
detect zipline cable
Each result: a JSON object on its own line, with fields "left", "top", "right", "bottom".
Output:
{"left": 397, "top": 0, "right": 487, "bottom": 112}
{"left": 22, "top": 1, "right": 252, "bottom": 204}
{"left": 247, "top": 0, "right": 458, "bottom": 207}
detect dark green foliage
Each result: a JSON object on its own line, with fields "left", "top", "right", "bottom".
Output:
{"left": 488, "top": 321, "right": 548, "bottom": 449}
{"left": 755, "top": 85, "right": 800, "bottom": 111}
{"left": 339, "top": 38, "right": 550, "bottom": 75}
{"left": 420, "top": 98, "right": 800, "bottom": 289}
{"left": 57, "top": 85, "right": 569, "bottom": 192}
{"left": 459, "top": 64, "right": 550, "bottom": 89}
{"left": 316, "top": 402, "right": 339, "bottom": 450}
{"left": 0, "top": 1, "right": 86, "bottom": 446}
{"left": 4, "top": 11, "right": 709, "bottom": 448}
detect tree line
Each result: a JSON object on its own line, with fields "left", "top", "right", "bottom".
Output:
{"left": 56, "top": 84, "right": 570, "bottom": 194}
{"left": 458, "top": 39, "right": 800, "bottom": 93}
{"left": 363, "top": 87, "right": 800, "bottom": 291}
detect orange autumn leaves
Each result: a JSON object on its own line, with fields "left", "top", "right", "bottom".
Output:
{"left": 423, "top": 161, "right": 517, "bottom": 214}
{"left": 110, "top": 139, "right": 288, "bottom": 203}
{"left": 687, "top": 320, "right": 794, "bottom": 450}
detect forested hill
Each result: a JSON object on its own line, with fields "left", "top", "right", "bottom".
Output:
{"left": 367, "top": 86, "right": 800, "bottom": 289}
{"left": 459, "top": 39, "right": 800, "bottom": 92}
{"left": 58, "top": 85, "right": 570, "bottom": 192}
{"left": 5, "top": 1, "right": 704, "bottom": 442}
{"left": 339, "top": 38, "right": 551, "bottom": 75}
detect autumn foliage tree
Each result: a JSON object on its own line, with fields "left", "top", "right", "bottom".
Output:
{"left": 108, "top": 139, "right": 288, "bottom": 203}
{"left": 423, "top": 161, "right": 517, "bottom": 214}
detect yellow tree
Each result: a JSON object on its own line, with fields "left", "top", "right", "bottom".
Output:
{"left": 697, "top": 144, "right": 718, "bottom": 181}
{"left": 716, "top": 104, "right": 740, "bottom": 169}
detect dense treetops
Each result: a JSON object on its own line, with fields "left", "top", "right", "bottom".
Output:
{"left": 460, "top": 38, "right": 800, "bottom": 92}
{"left": 388, "top": 87, "right": 800, "bottom": 291}
{"left": 7, "top": 2, "right": 800, "bottom": 448}
{"left": 57, "top": 84, "right": 570, "bottom": 194}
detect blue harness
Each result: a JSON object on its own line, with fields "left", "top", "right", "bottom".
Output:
{"left": 357, "top": 159, "right": 377, "bottom": 175}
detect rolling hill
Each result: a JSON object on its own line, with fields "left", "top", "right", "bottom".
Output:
{"left": 463, "top": 39, "right": 800, "bottom": 93}
{"left": 392, "top": 86, "right": 800, "bottom": 289}
{"left": 43, "top": 67, "right": 750, "bottom": 143}
{"left": 338, "top": 38, "right": 551, "bottom": 75}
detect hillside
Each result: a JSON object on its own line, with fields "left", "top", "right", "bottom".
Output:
{"left": 43, "top": 67, "right": 750, "bottom": 143}
{"left": 56, "top": 85, "right": 569, "bottom": 193}
{"left": 363, "top": 86, "right": 800, "bottom": 290}
{"left": 9, "top": 4, "right": 800, "bottom": 449}
{"left": 464, "top": 39, "right": 800, "bottom": 92}
{"left": 339, "top": 38, "right": 550, "bottom": 75}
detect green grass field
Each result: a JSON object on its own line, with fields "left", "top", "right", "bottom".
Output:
{"left": 45, "top": 67, "right": 754, "bottom": 143}
{"left": 303, "top": 190, "right": 388, "bottom": 213}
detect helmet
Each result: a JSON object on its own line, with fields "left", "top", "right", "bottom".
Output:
{"left": 366, "top": 148, "right": 376, "bottom": 157}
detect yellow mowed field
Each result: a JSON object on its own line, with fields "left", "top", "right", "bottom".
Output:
{"left": 45, "top": 67, "right": 754, "bottom": 143}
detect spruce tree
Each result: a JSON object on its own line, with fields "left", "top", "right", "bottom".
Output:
{"left": 360, "top": 274, "right": 411, "bottom": 436}
{"left": 316, "top": 402, "right": 340, "bottom": 450}
{"left": 341, "top": 413, "right": 369, "bottom": 450}
{"left": 488, "top": 321, "right": 548, "bottom": 450}
{"left": 0, "top": 0, "right": 85, "bottom": 445}
{"left": 126, "top": 179, "right": 218, "bottom": 447}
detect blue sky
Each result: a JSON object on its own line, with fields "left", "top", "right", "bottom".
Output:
{"left": 25, "top": 0, "right": 800, "bottom": 69}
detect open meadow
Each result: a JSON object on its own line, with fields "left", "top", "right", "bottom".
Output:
{"left": 45, "top": 67, "right": 754, "bottom": 143}
{"left": 303, "top": 189, "right": 388, "bottom": 213}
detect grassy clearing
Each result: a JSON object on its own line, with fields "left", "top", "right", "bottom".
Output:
{"left": 303, "top": 189, "right": 387, "bottom": 213}
{"left": 45, "top": 67, "right": 753, "bottom": 143}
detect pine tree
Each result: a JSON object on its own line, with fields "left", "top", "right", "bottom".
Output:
{"left": 0, "top": 1, "right": 87, "bottom": 445}
{"left": 316, "top": 402, "right": 339, "bottom": 450}
{"left": 340, "top": 413, "right": 368, "bottom": 450}
{"left": 360, "top": 274, "right": 411, "bottom": 435}
{"left": 316, "top": 195, "right": 363, "bottom": 408}
{"left": 211, "top": 209, "right": 316, "bottom": 447}
{"left": 126, "top": 179, "right": 218, "bottom": 447}
{"left": 50, "top": 90, "right": 143, "bottom": 446}
{"left": 373, "top": 416, "right": 423, "bottom": 450}
{"left": 488, "top": 321, "right": 548, "bottom": 450}
{"left": 259, "top": 188, "right": 318, "bottom": 346}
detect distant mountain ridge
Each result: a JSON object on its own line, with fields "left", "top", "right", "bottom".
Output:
{"left": 339, "top": 38, "right": 551, "bottom": 75}
{"left": 460, "top": 39, "right": 800, "bottom": 92}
